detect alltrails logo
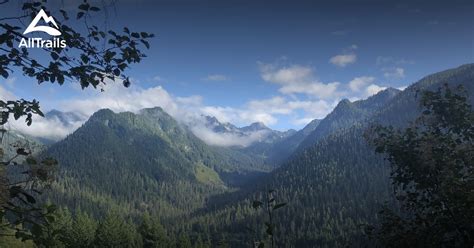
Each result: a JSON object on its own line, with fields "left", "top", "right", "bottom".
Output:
{"left": 19, "top": 9, "right": 66, "bottom": 48}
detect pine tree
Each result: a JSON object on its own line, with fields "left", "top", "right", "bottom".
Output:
{"left": 67, "top": 210, "right": 97, "bottom": 248}
{"left": 94, "top": 210, "right": 136, "bottom": 247}
{"left": 176, "top": 233, "right": 192, "bottom": 248}
{"left": 138, "top": 213, "right": 169, "bottom": 248}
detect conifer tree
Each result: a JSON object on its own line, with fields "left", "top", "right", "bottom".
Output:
{"left": 176, "top": 233, "right": 192, "bottom": 248}
{"left": 67, "top": 210, "right": 97, "bottom": 248}
{"left": 95, "top": 210, "right": 137, "bottom": 248}
{"left": 138, "top": 213, "right": 169, "bottom": 248}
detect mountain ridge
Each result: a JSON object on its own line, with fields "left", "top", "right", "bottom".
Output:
{"left": 181, "top": 63, "right": 474, "bottom": 247}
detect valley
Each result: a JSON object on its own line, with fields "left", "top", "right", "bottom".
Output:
{"left": 5, "top": 64, "right": 472, "bottom": 247}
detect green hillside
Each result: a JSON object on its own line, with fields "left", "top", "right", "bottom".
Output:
{"left": 179, "top": 64, "right": 474, "bottom": 247}
{"left": 44, "top": 107, "right": 260, "bottom": 219}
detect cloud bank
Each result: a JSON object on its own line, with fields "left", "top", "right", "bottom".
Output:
{"left": 190, "top": 125, "right": 271, "bottom": 147}
{"left": 3, "top": 57, "right": 392, "bottom": 146}
{"left": 1, "top": 85, "right": 85, "bottom": 141}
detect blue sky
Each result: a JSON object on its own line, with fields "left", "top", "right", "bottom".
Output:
{"left": 1, "top": 0, "right": 473, "bottom": 132}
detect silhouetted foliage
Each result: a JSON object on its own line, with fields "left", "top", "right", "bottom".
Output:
{"left": 0, "top": 0, "right": 152, "bottom": 244}
{"left": 366, "top": 84, "right": 474, "bottom": 247}
{"left": 251, "top": 190, "right": 287, "bottom": 248}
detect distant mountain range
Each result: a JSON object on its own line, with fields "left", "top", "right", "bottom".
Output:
{"left": 45, "top": 109, "right": 85, "bottom": 127}
{"left": 6, "top": 63, "right": 473, "bottom": 246}
{"left": 29, "top": 84, "right": 402, "bottom": 167}
{"left": 34, "top": 73, "right": 407, "bottom": 218}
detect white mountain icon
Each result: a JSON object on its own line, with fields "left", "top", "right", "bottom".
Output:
{"left": 23, "top": 9, "right": 61, "bottom": 36}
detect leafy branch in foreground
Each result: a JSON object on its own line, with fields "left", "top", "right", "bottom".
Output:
{"left": 0, "top": 138, "right": 57, "bottom": 242}
{"left": 0, "top": 0, "right": 153, "bottom": 244}
{"left": 365, "top": 84, "right": 474, "bottom": 247}
{"left": 251, "top": 189, "right": 287, "bottom": 248}
{"left": 0, "top": 100, "right": 43, "bottom": 126}
{"left": 0, "top": 0, "right": 154, "bottom": 126}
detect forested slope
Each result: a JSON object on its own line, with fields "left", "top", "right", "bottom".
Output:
{"left": 44, "top": 107, "right": 266, "bottom": 218}
{"left": 181, "top": 64, "right": 474, "bottom": 247}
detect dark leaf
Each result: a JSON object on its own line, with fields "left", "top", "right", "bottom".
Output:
{"left": 50, "top": 52, "right": 59, "bottom": 60}
{"left": 77, "top": 12, "right": 85, "bottom": 19}
{"left": 273, "top": 203, "right": 287, "bottom": 210}
{"left": 252, "top": 200, "right": 263, "bottom": 209}
{"left": 78, "top": 3, "right": 90, "bottom": 11}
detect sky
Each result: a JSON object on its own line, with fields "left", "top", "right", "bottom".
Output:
{"left": 1, "top": 0, "right": 473, "bottom": 140}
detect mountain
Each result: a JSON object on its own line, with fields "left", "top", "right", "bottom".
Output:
{"left": 33, "top": 64, "right": 474, "bottom": 246}
{"left": 182, "top": 64, "right": 474, "bottom": 247}
{"left": 44, "top": 109, "right": 85, "bottom": 127}
{"left": 189, "top": 85, "right": 402, "bottom": 168}
{"left": 192, "top": 115, "right": 300, "bottom": 167}
{"left": 240, "top": 122, "right": 269, "bottom": 133}
{"left": 43, "top": 107, "right": 269, "bottom": 218}
{"left": 202, "top": 116, "right": 290, "bottom": 144}
{"left": 202, "top": 115, "right": 240, "bottom": 134}
{"left": 30, "top": 109, "right": 87, "bottom": 144}
{"left": 371, "top": 63, "right": 474, "bottom": 127}
{"left": 296, "top": 87, "right": 401, "bottom": 152}
{"left": 263, "top": 118, "right": 321, "bottom": 165}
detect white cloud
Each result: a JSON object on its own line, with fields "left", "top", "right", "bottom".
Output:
{"left": 203, "top": 74, "right": 228, "bottom": 82}
{"left": 296, "top": 100, "right": 335, "bottom": 118}
{"left": 345, "top": 76, "right": 391, "bottom": 99}
{"left": 291, "top": 117, "right": 315, "bottom": 126}
{"left": 376, "top": 57, "right": 411, "bottom": 81}
{"left": 176, "top": 95, "right": 203, "bottom": 106}
{"left": 190, "top": 125, "right": 271, "bottom": 147}
{"left": 329, "top": 54, "right": 357, "bottom": 67}
{"left": 61, "top": 84, "right": 180, "bottom": 117}
{"left": 279, "top": 82, "right": 340, "bottom": 98}
{"left": 53, "top": 80, "right": 340, "bottom": 145}
{"left": 247, "top": 96, "right": 294, "bottom": 115}
{"left": 383, "top": 67, "right": 405, "bottom": 79}
{"left": 23, "top": 83, "right": 279, "bottom": 145}
{"left": 1, "top": 85, "right": 85, "bottom": 141}
{"left": 287, "top": 99, "right": 338, "bottom": 127}
{"left": 348, "top": 76, "right": 375, "bottom": 92}
{"left": 237, "top": 111, "right": 277, "bottom": 126}
{"left": 329, "top": 45, "right": 358, "bottom": 67}
{"left": 246, "top": 96, "right": 332, "bottom": 118}
{"left": 366, "top": 84, "right": 387, "bottom": 96}
{"left": 10, "top": 115, "right": 84, "bottom": 141}
{"left": 259, "top": 63, "right": 340, "bottom": 99}
{"left": 260, "top": 64, "right": 312, "bottom": 84}
{"left": 199, "top": 105, "right": 278, "bottom": 126}
{"left": 397, "top": 85, "right": 407, "bottom": 91}
{"left": 3, "top": 69, "right": 390, "bottom": 146}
